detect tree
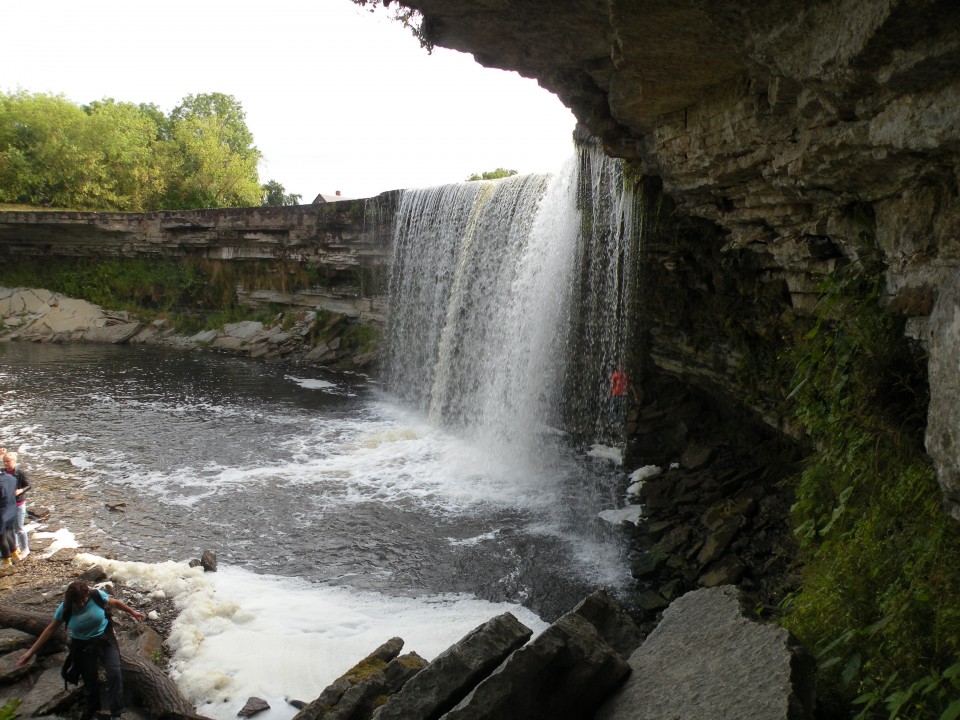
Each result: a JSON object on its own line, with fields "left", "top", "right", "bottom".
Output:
{"left": 261, "top": 180, "right": 302, "bottom": 206}
{"left": 161, "top": 113, "right": 262, "bottom": 209}
{"left": 467, "top": 168, "right": 518, "bottom": 181}
{"left": 0, "top": 90, "right": 264, "bottom": 211}
{"left": 161, "top": 93, "right": 262, "bottom": 209}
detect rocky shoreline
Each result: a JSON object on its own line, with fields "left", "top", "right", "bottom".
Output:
{"left": 0, "top": 287, "right": 377, "bottom": 371}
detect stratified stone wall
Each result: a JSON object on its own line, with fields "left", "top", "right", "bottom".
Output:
{"left": 0, "top": 193, "right": 398, "bottom": 322}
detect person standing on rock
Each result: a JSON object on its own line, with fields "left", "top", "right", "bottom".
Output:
{"left": 0, "top": 464, "right": 17, "bottom": 566}
{"left": 17, "top": 580, "right": 145, "bottom": 720}
{"left": 3, "top": 452, "right": 30, "bottom": 558}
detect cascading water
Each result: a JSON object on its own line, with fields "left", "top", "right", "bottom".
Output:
{"left": 385, "top": 142, "right": 642, "bottom": 457}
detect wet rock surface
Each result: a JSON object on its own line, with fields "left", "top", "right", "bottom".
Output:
{"left": 618, "top": 373, "right": 803, "bottom": 634}
{"left": 596, "top": 586, "right": 816, "bottom": 720}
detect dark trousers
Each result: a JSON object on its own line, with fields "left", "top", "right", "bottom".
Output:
{"left": 74, "top": 631, "right": 123, "bottom": 717}
{"left": 0, "top": 524, "right": 15, "bottom": 559}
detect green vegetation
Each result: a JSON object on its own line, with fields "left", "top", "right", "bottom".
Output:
{"left": 0, "top": 90, "right": 263, "bottom": 211}
{"left": 261, "top": 179, "right": 303, "bottom": 206}
{"left": 466, "top": 168, "right": 518, "bottom": 181}
{"left": 780, "top": 244, "right": 960, "bottom": 718}
{"left": 0, "top": 699, "right": 18, "bottom": 720}
{"left": 1, "top": 257, "right": 304, "bottom": 332}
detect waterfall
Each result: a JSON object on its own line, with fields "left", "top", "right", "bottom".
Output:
{"left": 384, "top": 144, "right": 641, "bottom": 461}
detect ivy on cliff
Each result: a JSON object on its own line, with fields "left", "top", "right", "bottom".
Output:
{"left": 780, "top": 245, "right": 960, "bottom": 718}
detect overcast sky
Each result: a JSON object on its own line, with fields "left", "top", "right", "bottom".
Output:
{"left": 0, "top": 0, "right": 578, "bottom": 202}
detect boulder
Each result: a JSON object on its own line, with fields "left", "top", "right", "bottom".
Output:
{"left": 83, "top": 321, "right": 142, "bottom": 344}
{"left": 440, "top": 612, "right": 630, "bottom": 720}
{"left": 371, "top": 612, "right": 532, "bottom": 720}
{"left": 567, "top": 590, "right": 643, "bottom": 659}
{"left": 595, "top": 586, "right": 815, "bottom": 720}
{"left": 0, "top": 627, "right": 36, "bottom": 653}
{"left": 293, "top": 637, "right": 405, "bottom": 720}
{"left": 238, "top": 696, "right": 271, "bottom": 717}
{"left": 15, "top": 661, "right": 82, "bottom": 717}
{"left": 222, "top": 321, "right": 264, "bottom": 340}
{"left": 0, "top": 648, "right": 35, "bottom": 683}
{"left": 925, "top": 267, "right": 960, "bottom": 520}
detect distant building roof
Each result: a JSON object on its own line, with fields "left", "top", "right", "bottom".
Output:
{"left": 313, "top": 190, "right": 354, "bottom": 204}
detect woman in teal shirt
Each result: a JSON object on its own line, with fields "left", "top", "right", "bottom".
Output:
{"left": 18, "top": 580, "right": 145, "bottom": 720}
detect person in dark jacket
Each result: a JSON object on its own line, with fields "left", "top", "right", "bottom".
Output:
{"left": 0, "top": 466, "right": 16, "bottom": 566}
{"left": 2, "top": 452, "right": 30, "bottom": 557}
{"left": 17, "top": 580, "right": 145, "bottom": 720}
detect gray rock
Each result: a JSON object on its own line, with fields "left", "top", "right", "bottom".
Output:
{"left": 0, "top": 628, "right": 36, "bottom": 653}
{"left": 372, "top": 612, "right": 532, "bottom": 720}
{"left": 238, "top": 696, "right": 270, "bottom": 717}
{"left": 200, "top": 550, "right": 217, "bottom": 572}
{"left": 697, "top": 516, "right": 743, "bottom": 567}
{"left": 293, "top": 637, "right": 405, "bottom": 720}
{"left": 567, "top": 589, "right": 643, "bottom": 659}
{"left": 80, "top": 565, "right": 108, "bottom": 583}
{"left": 222, "top": 321, "right": 264, "bottom": 339}
{"left": 441, "top": 612, "right": 630, "bottom": 720}
{"left": 16, "top": 661, "right": 82, "bottom": 717}
{"left": 596, "top": 586, "right": 815, "bottom": 720}
{"left": 699, "top": 555, "right": 746, "bottom": 587}
{"left": 83, "top": 321, "right": 141, "bottom": 344}
{"left": 926, "top": 267, "right": 960, "bottom": 521}
{"left": 0, "top": 648, "right": 35, "bottom": 683}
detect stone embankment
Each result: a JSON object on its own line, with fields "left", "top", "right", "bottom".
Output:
{"left": 0, "top": 287, "right": 377, "bottom": 370}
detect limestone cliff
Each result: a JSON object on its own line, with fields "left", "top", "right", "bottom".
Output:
{"left": 403, "top": 0, "right": 960, "bottom": 516}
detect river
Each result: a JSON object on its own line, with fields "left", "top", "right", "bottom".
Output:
{"left": 0, "top": 340, "right": 631, "bottom": 718}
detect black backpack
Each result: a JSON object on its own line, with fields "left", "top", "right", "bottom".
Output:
{"left": 60, "top": 591, "right": 110, "bottom": 689}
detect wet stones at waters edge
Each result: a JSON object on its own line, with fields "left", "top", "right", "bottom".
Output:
{"left": 620, "top": 373, "right": 802, "bottom": 634}
{"left": 188, "top": 550, "right": 218, "bottom": 572}
{"left": 238, "top": 696, "right": 272, "bottom": 717}
{"left": 294, "top": 590, "right": 639, "bottom": 720}
{"left": 292, "top": 637, "right": 427, "bottom": 720}
{"left": 596, "top": 585, "right": 816, "bottom": 720}
{"left": 0, "top": 287, "right": 378, "bottom": 371}
{"left": 370, "top": 613, "right": 532, "bottom": 720}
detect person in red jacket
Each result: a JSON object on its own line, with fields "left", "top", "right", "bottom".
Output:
{"left": 609, "top": 367, "right": 639, "bottom": 404}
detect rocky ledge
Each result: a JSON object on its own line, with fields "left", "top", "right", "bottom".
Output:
{"left": 278, "top": 587, "right": 813, "bottom": 720}
{"left": 0, "top": 287, "right": 377, "bottom": 371}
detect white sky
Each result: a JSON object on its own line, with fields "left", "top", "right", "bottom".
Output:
{"left": 0, "top": 0, "right": 578, "bottom": 202}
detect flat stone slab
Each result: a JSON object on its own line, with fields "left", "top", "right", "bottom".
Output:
{"left": 595, "top": 585, "right": 815, "bottom": 720}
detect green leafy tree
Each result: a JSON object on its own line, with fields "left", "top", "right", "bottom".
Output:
{"left": 467, "top": 168, "right": 518, "bottom": 181}
{"left": 161, "top": 114, "right": 262, "bottom": 209}
{"left": 0, "top": 90, "right": 273, "bottom": 211}
{"left": 261, "top": 180, "right": 302, "bottom": 206}
{"left": 162, "top": 93, "right": 263, "bottom": 209}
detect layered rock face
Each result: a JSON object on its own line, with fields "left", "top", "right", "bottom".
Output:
{"left": 405, "top": 0, "right": 960, "bottom": 511}
{"left": 406, "top": 0, "right": 959, "bottom": 314}
{"left": 0, "top": 196, "right": 398, "bottom": 322}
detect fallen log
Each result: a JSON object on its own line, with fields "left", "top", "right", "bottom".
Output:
{"left": 0, "top": 604, "right": 211, "bottom": 720}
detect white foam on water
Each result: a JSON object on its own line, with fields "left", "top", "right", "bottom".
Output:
{"left": 598, "top": 505, "right": 643, "bottom": 525}
{"left": 586, "top": 444, "right": 623, "bottom": 465}
{"left": 629, "top": 465, "right": 660, "bottom": 483}
{"left": 34, "top": 527, "right": 78, "bottom": 557}
{"left": 79, "top": 555, "right": 548, "bottom": 720}
{"left": 284, "top": 376, "right": 336, "bottom": 391}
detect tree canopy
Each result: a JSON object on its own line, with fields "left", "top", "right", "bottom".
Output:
{"left": 467, "top": 168, "right": 519, "bottom": 181}
{"left": 261, "top": 180, "right": 302, "bottom": 206}
{"left": 0, "top": 91, "right": 265, "bottom": 211}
